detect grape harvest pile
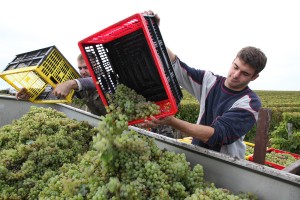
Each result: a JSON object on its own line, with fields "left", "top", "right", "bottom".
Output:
{"left": 0, "top": 84, "right": 257, "bottom": 199}
{"left": 265, "top": 151, "right": 298, "bottom": 167}
{"left": 0, "top": 106, "right": 98, "bottom": 199}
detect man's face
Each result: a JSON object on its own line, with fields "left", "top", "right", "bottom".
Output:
{"left": 78, "top": 59, "right": 90, "bottom": 78}
{"left": 225, "top": 57, "right": 259, "bottom": 91}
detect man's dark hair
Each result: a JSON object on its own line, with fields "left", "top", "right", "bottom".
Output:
{"left": 236, "top": 46, "right": 267, "bottom": 76}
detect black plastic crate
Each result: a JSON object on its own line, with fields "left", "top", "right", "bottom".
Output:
{"left": 144, "top": 15, "right": 183, "bottom": 106}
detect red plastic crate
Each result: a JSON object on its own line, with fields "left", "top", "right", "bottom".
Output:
{"left": 248, "top": 148, "right": 300, "bottom": 170}
{"left": 78, "top": 13, "right": 182, "bottom": 125}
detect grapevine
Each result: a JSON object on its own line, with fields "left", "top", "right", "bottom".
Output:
{"left": 270, "top": 113, "right": 300, "bottom": 153}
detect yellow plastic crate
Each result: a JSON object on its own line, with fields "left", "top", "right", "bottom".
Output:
{"left": 0, "top": 46, "right": 80, "bottom": 103}
{"left": 177, "top": 137, "right": 193, "bottom": 144}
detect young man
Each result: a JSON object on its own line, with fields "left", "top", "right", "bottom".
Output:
{"left": 16, "top": 54, "right": 106, "bottom": 116}
{"left": 143, "top": 11, "right": 267, "bottom": 159}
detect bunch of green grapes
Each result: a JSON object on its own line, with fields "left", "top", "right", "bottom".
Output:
{"left": 266, "top": 151, "right": 298, "bottom": 167}
{"left": 71, "top": 96, "right": 87, "bottom": 108}
{"left": 0, "top": 106, "right": 97, "bottom": 199}
{"left": 186, "top": 184, "right": 257, "bottom": 200}
{"left": 38, "top": 102, "right": 257, "bottom": 200}
{"left": 106, "top": 84, "right": 160, "bottom": 121}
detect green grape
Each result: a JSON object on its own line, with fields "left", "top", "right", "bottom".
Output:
{"left": 245, "top": 145, "right": 254, "bottom": 156}
{"left": 266, "top": 151, "right": 298, "bottom": 167}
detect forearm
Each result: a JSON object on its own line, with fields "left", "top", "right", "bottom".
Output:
{"left": 52, "top": 80, "right": 78, "bottom": 97}
{"left": 65, "top": 80, "right": 78, "bottom": 90}
{"left": 166, "top": 117, "right": 214, "bottom": 143}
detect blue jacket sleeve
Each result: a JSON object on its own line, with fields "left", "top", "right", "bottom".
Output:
{"left": 208, "top": 108, "right": 257, "bottom": 145}
{"left": 207, "top": 94, "right": 261, "bottom": 146}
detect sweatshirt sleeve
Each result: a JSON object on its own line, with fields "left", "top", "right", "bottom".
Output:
{"left": 207, "top": 94, "right": 261, "bottom": 145}
{"left": 172, "top": 57, "right": 206, "bottom": 101}
{"left": 76, "top": 77, "right": 96, "bottom": 91}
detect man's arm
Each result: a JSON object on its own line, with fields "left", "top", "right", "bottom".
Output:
{"left": 52, "top": 80, "right": 78, "bottom": 98}
{"left": 144, "top": 116, "right": 214, "bottom": 143}
{"left": 76, "top": 77, "right": 96, "bottom": 90}
{"left": 15, "top": 77, "right": 95, "bottom": 99}
{"left": 53, "top": 77, "right": 96, "bottom": 98}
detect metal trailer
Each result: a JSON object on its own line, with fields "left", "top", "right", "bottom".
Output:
{"left": 0, "top": 95, "right": 299, "bottom": 200}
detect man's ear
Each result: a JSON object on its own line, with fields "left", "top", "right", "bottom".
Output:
{"left": 251, "top": 74, "right": 259, "bottom": 81}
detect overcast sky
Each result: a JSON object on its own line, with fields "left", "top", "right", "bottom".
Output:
{"left": 0, "top": 0, "right": 299, "bottom": 91}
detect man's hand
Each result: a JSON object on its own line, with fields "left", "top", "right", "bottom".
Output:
{"left": 142, "top": 10, "right": 160, "bottom": 26}
{"left": 52, "top": 80, "right": 77, "bottom": 98}
{"left": 16, "top": 88, "right": 30, "bottom": 100}
{"left": 143, "top": 115, "right": 174, "bottom": 129}
{"left": 142, "top": 10, "right": 176, "bottom": 63}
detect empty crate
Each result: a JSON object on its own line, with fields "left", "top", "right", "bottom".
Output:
{"left": 0, "top": 46, "right": 80, "bottom": 103}
{"left": 78, "top": 13, "right": 182, "bottom": 125}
